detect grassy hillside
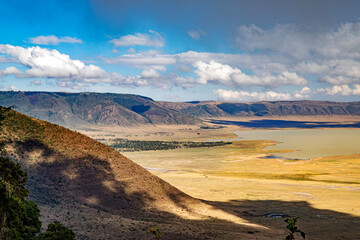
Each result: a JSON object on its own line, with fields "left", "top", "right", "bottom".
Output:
{"left": 0, "top": 108, "right": 277, "bottom": 239}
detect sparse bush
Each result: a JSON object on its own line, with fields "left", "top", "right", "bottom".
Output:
{"left": 285, "top": 217, "right": 305, "bottom": 240}
{"left": 149, "top": 226, "right": 162, "bottom": 240}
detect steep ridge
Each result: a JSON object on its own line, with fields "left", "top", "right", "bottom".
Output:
{"left": 160, "top": 100, "right": 360, "bottom": 117}
{"left": 0, "top": 108, "right": 269, "bottom": 239}
{"left": 0, "top": 91, "right": 200, "bottom": 127}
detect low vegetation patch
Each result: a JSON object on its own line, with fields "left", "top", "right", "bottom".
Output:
{"left": 102, "top": 138, "right": 232, "bottom": 152}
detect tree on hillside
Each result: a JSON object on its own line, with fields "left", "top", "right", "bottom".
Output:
{"left": 0, "top": 157, "right": 42, "bottom": 239}
{"left": 0, "top": 106, "right": 75, "bottom": 240}
{"left": 0, "top": 106, "right": 41, "bottom": 239}
{"left": 37, "top": 221, "right": 75, "bottom": 240}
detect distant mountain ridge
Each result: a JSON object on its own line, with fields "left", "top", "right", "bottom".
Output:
{"left": 160, "top": 100, "right": 360, "bottom": 117}
{"left": 0, "top": 91, "right": 200, "bottom": 127}
{"left": 0, "top": 91, "right": 359, "bottom": 128}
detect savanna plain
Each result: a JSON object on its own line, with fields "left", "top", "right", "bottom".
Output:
{"left": 78, "top": 116, "right": 360, "bottom": 240}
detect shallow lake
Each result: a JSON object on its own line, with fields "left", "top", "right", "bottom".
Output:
{"left": 234, "top": 129, "right": 360, "bottom": 159}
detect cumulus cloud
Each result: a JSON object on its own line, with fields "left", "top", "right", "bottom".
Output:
{"left": 110, "top": 30, "right": 164, "bottom": 47}
{"left": 140, "top": 69, "right": 161, "bottom": 78}
{"left": 0, "top": 66, "right": 23, "bottom": 78}
{"left": 300, "top": 86, "right": 312, "bottom": 95}
{"left": 292, "top": 86, "right": 313, "bottom": 99}
{"left": 0, "top": 44, "right": 107, "bottom": 82}
{"left": 319, "top": 84, "right": 360, "bottom": 96}
{"left": 193, "top": 61, "right": 241, "bottom": 85}
{"left": 213, "top": 89, "right": 292, "bottom": 101}
{"left": 187, "top": 29, "right": 206, "bottom": 40}
{"left": 318, "top": 60, "right": 360, "bottom": 84}
{"left": 0, "top": 44, "right": 178, "bottom": 90}
{"left": 0, "top": 44, "right": 152, "bottom": 90}
{"left": 193, "top": 61, "right": 307, "bottom": 86}
{"left": 29, "top": 35, "right": 83, "bottom": 45}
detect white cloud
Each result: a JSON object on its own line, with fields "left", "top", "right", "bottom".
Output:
{"left": 317, "top": 59, "right": 360, "bottom": 85}
{"left": 29, "top": 35, "right": 83, "bottom": 45}
{"left": 0, "top": 66, "right": 23, "bottom": 78}
{"left": 295, "top": 62, "right": 330, "bottom": 75}
{"left": 0, "top": 44, "right": 149, "bottom": 90}
{"left": 193, "top": 61, "right": 307, "bottom": 86}
{"left": 213, "top": 89, "right": 292, "bottom": 101}
{"left": 109, "top": 30, "right": 164, "bottom": 47}
{"left": 0, "top": 44, "right": 107, "bottom": 82}
{"left": 104, "top": 50, "right": 289, "bottom": 77}
{"left": 187, "top": 29, "right": 206, "bottom": 40}
{"left": 321, "top": 84, "right": 360, "bottom": 96}
{"left": 0, "top": 44, "right": 176, "bottom": 90}
{"left": 193, "top": 61, "right": 241, "bottom": 85}
{"left": 300, "top": 86, "right": 312, "bottom": 95}
{"left": 353, "top": 84, "right": 360, "bottom": 95}
{"left": 103, "top": 49, "right": 175, "bottom": 67}
{"left": 55, "top": 80, "right": 87, "bottom": 90}
{"left": 8, "top": 85, "right": 19, "bottom": 91}
{"left": 171, "top": 75, "right": 198, "bottom": 88}
{"left": 104, "top": 51, "right": 306, "bottom": 88}
{"left": 292, "top": 86, "right": 313, "bottom": 99}
{"left": 141, "top": 69, "right": 161, "bottom": 78}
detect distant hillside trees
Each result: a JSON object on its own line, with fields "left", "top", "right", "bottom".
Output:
{"left": 106, "top": 138, "right": 232, "bottom": 152}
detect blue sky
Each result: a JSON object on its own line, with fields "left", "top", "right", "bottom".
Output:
{"left": 1, "top": 0, "right": 360, "bottom": 102}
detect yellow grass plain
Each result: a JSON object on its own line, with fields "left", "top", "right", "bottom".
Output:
{"left": 78, "top": 116, "right": 360, "bottom": 239}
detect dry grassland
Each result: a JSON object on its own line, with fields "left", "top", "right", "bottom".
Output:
{"left": 77, "top": 116, "right": 360, "bottom": 239}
